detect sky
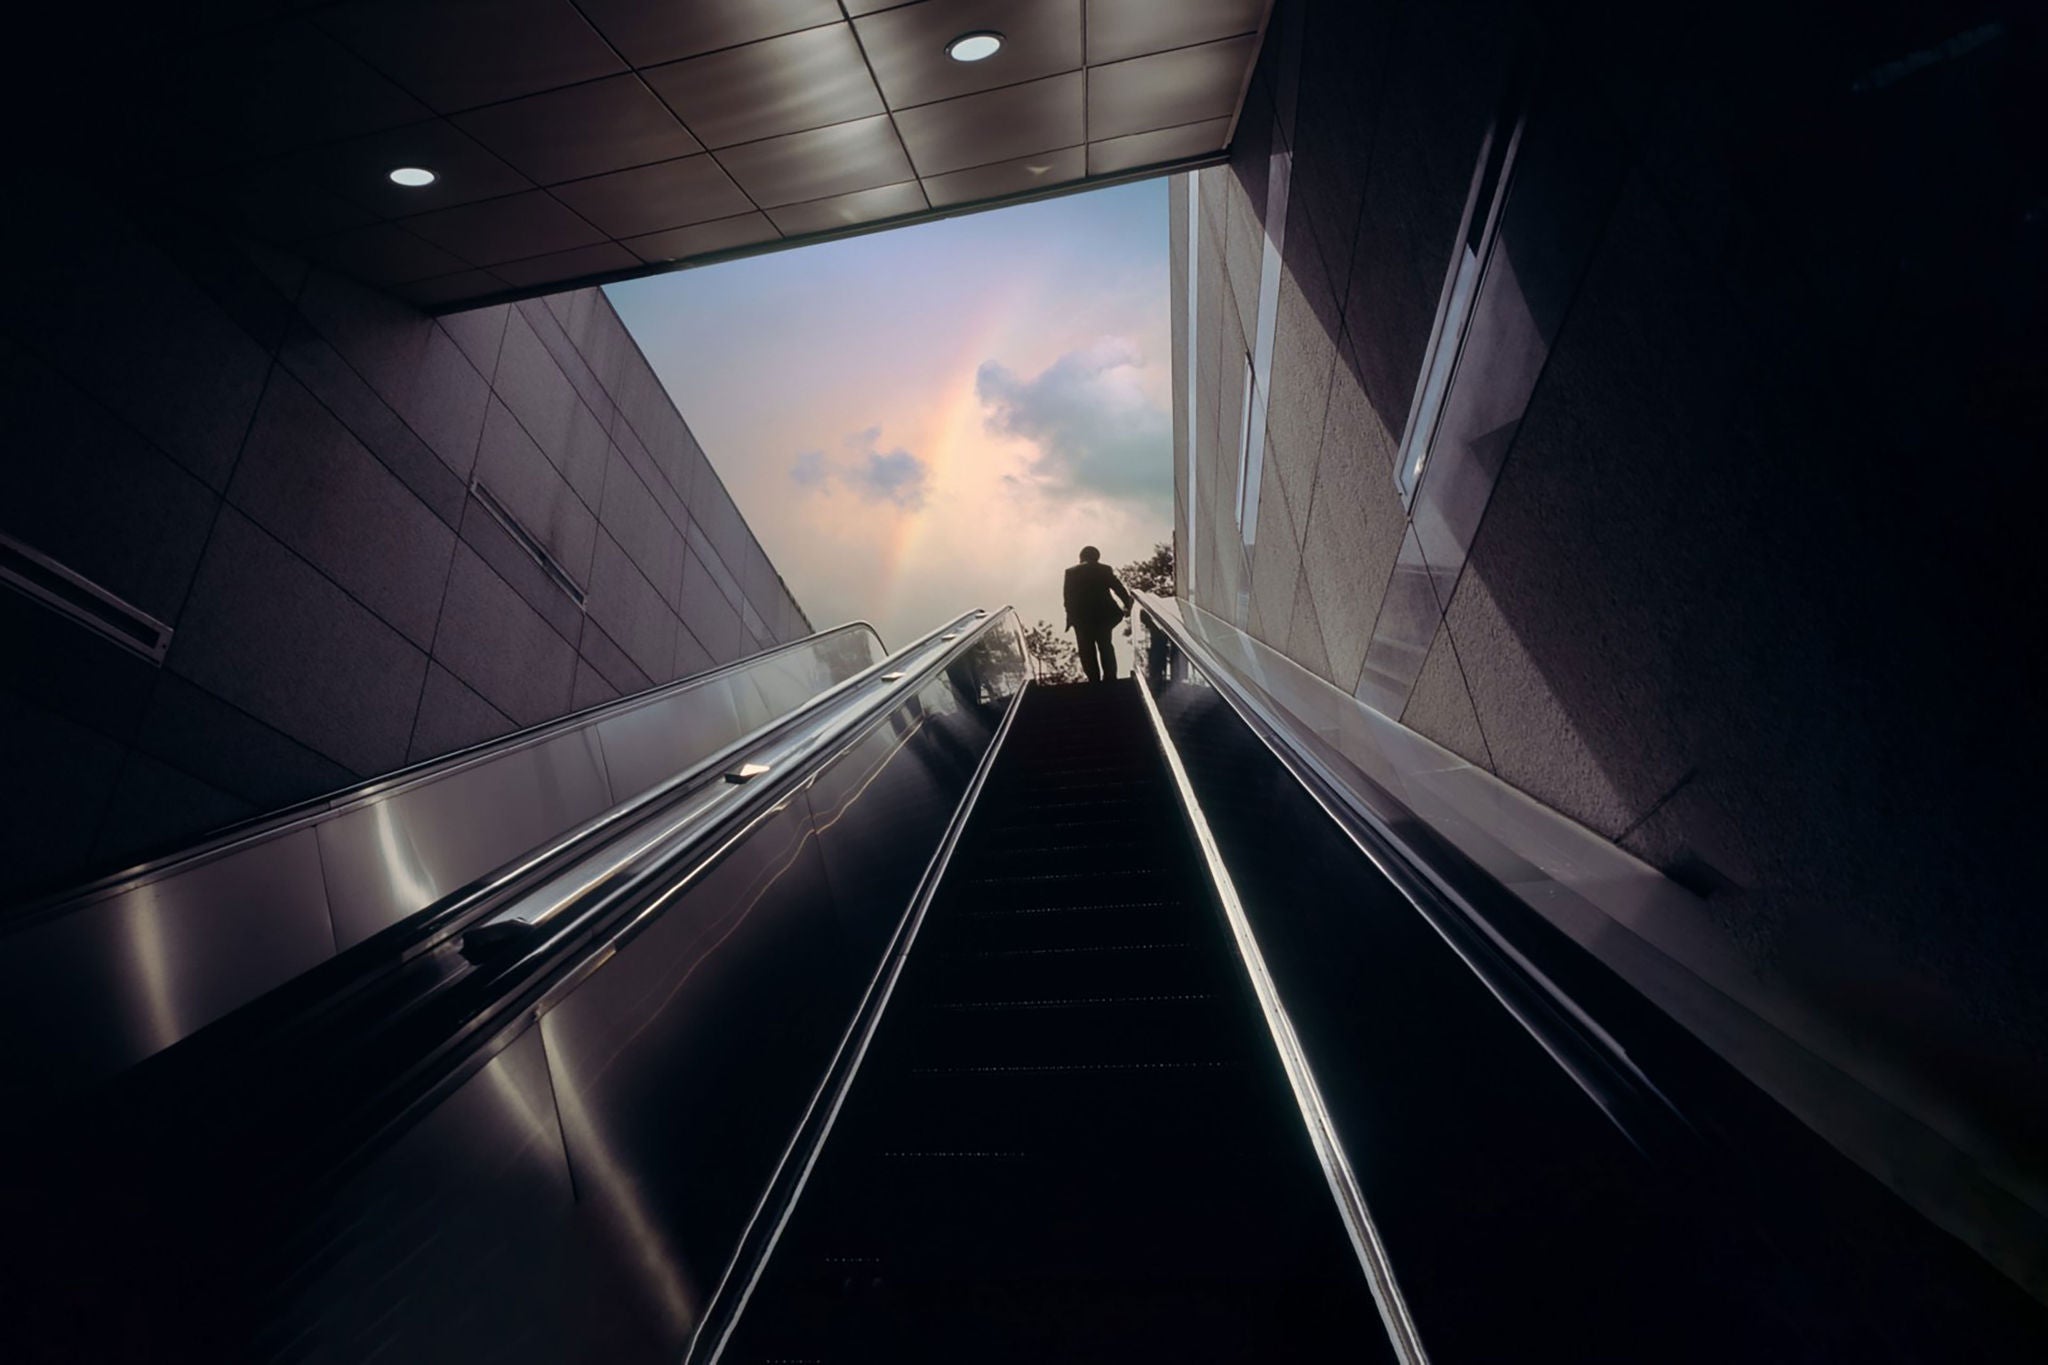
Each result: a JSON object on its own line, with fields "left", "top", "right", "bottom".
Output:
{"left": 605, "top": 179, "right": 1173, "bottom": 648}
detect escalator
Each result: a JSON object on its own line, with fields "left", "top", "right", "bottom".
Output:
{"left": 4, "top": 606, "right": 2045, "bottom": 1362}
{"left": 718, "top": 680, "right": 1386, "bottom": 1362}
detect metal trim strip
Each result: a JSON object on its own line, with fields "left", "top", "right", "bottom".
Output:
{"left": 685, "top": 667, "right": 1032, "bottom": 1365}
{"left": 1131, "top": 668, "right": 1431, "bottom": 1365}
{"left": 0, "top": 531, "right": 172, "bottom": 664}
{"left": 468, "top": 478, "right": 588, "bottom": 606}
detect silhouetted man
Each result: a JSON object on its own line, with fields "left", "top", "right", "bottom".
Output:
{"left": 1063, "top": 546, "right": 1134, "bottom": 683}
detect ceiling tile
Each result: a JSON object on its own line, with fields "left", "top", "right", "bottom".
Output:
{"left": 192, "top": 168, "right": 380, "bottom": 243}
{"left": 390, "top": 269, "right": 508, "bottom": 308}
{"left": 300, "top": 222, "right": 470, "bottom": 282}
{"left": 767, "top": 182, "right": 928, "bottom": 236}
{"left": 893, "top": 73, "right": 1084, "bottom": 177}
{"left": 550, "top": 155, "right": 754, "bottom": 238}
{"left": 167, "top": 21, "right": 430, "bottom": 170}
{"left": 1088, "top": 116, "right": 1231, "bottom": 175}
{"left": 301, "top": 119, "right": 534, "bottom": 219}
{"left": 492, "top": 241, "right": 641, "bottom": 288}
{"left": 853, "top": 0, "right": 1081, "bottom": 110}
{"left": 622, "top": 213, "right": 781, "bottom": 264}
{"left": 1085, "top": 0, "right": 1265, "bottom": 65}
{"left": 317, "top": 0, "right": 624, "bottom": 113}
{"left": 454, "top": 76, "right": 701, "bottom": 185}
{"left": 575, "top": 0, "right": 842, "bottom": 67}
{"left": 644, "top": 25, "right": 882, "bottom": 150}
{"left": 403, "top": 190, "right": 605, "bottom": 264}
{"left": 714, "top": 116, "right": 915, "bottom": 208}
{"left": 1086, "top": 35, "right": 1258, "bottom": 140}
{"left": 921, "top": 144, "right": 1085, "bottom": 207}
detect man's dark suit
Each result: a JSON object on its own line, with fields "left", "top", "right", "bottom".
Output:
{"left": 1063, "top": 560, "right": 1134, "bottom": 682}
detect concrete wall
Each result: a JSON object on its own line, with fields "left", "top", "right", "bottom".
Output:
{"left": 1174, "top": 0, "right": 2046, "bottom": 1261}
{"left": 2, "top": 191, "right": 810, "bottom": 903}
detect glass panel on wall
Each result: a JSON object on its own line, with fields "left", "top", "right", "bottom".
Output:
{"left": 1184, "top": 172, "right": 1201, "bottom": 595}
{"left": 1395, "top": 103, "right": 1525, "bottom": 503}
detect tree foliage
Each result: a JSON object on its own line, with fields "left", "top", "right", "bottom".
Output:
{"left": 1118, "top": 541, "right": 1175, "bottom": 597}
{"left": 1022, "top": 618, "right": 1082, "bottom": 684}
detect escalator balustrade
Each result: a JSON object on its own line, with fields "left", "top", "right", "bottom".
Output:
{"left": 724, "top": 679, "right": 1386, "bottom": 1363}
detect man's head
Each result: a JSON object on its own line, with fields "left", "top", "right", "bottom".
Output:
{"left": 1078, "top": 546, "right": 1100, "bottom": 563}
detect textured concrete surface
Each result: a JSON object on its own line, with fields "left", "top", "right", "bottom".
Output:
{"left": 0, "top": 183, "right": 811, "bottom": 901}
{"left": 1177, "top": 0, "right": 2048, "bottom": 1283}
{"left": 1401, "top": 627, "right": 1493, "bottom": 771}
{"left": 1299, "top": 344, "right": 1405, "bottom": 692}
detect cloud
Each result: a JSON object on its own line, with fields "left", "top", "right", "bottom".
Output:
{"left": 789, "top": 450, "right": 828, "bottom": 487}
{"left": 788, "top": 427, "right": 930, "bottom": 510}
{"left": 976, "top": 338, "right": 1172, "bottom": 514}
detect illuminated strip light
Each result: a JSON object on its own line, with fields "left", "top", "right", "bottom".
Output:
{"left": 1133, "top": 669, "right": 1432, "bottom": 1365}
{"left": 1184, "top": 172, "right": 1200, "bottom": 598}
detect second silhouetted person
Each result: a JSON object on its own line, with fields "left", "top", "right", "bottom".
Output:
{"left": 1063, "top": 546, "right": 1134, "bottom": 683}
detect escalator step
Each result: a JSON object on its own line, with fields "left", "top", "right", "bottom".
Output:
{"left": 723, "top": 681, "right": 1386, "bottom": 1362}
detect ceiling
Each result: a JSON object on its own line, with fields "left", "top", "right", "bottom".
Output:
{"left": 157, "top": 0, "right": 1268, "bottom": 310}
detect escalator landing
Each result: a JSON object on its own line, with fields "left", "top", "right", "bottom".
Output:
{"left": 726, "top": 680, "right": 1388, "bottom": 1363}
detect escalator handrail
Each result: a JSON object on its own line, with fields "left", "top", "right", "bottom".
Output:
{"left": 498, "top": 605, "right": 1018, "bottom": 995}
{"left": 1130, "top": 592, "right": 1698, "bottom": 1158}
{"left": 8, "top": 617, "right": 897, "bottom": 919}
{"left": 684, "top": 660, "right": 1034, "bottom": 1365}
{"left": 8, "top": 613, "right": 977, "bottom": 1106}
{"left": 107, "top": 607, "right": 1023, "bottom": 1179}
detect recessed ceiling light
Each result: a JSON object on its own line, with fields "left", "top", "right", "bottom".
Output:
{"left": 388, "top": 167, "right": 436, "bottom": 187}
{"left": 945, "top": 31, "right": 1003, "bottom": 62}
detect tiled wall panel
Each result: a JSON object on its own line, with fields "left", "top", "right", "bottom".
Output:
{"left": 1175, "top": 0, "right": 2048, "bottom": 1277}
{"left": 1, "top": 191, "right": 810, "bottom": 901}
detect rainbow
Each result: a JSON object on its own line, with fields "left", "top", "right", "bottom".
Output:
{"left": 873, "top": 278, "right": 1041, "bottom": 618}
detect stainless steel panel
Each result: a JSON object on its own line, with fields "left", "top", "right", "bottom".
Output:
{"left": 318, "top": 728, "right": 613, "bottom": 947}
{"left": 894, "top": 72, "right": 1085, "bottom": 177}
{"left": 923, "top": 144, "right": 1086, "bottom": 207}
{"left": 404, "top": 188, "right": 608, "bottom": 266}
{"left": 1086, "top": 35, "right": 1259, "bottom": 141}
{"left": 854, "top": 0, "right": 1082, "bottom": 111}
{"left": 549, "top": 154, "right": 754, "bottom": 239}
{"left": 575, "top": 0, "right": 843, "bottom": 67}
{"left": 643, "top": 23, "right": 883, "bottom": 149}
{"left": 766, "top": 180, "right": 927, "bottom": 236}
{"left": 594, "top": 674, "right": 744, "bottom": 802}
{"left": 1089, "top": 115, "right": 1231, "bottom": 175}
{"left": 622, "top": 211, "right": 780, "bottom": 265}
{"left": 0, "top": 829, "right": 334, "bottom": 1101}
{"left": 1085, "top": 0, "right": 1265, "bottom": 65}
{"left": 540, "top": 798, "right": 843, "bottom": 1356}
{"left": 3, "top": 625, "right": 890, "bottom": 1102}
{"left": 453, "top": 74, "right": 703, "bottom": 186}
{"left": 713, "top": 114, "right": 915, "bottom": 209}
{"left": 264, "top": 1027, "right": 581, "bottom": 1363}
{"left": 804, "top": 680, "right": 975, "bottom": 965}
